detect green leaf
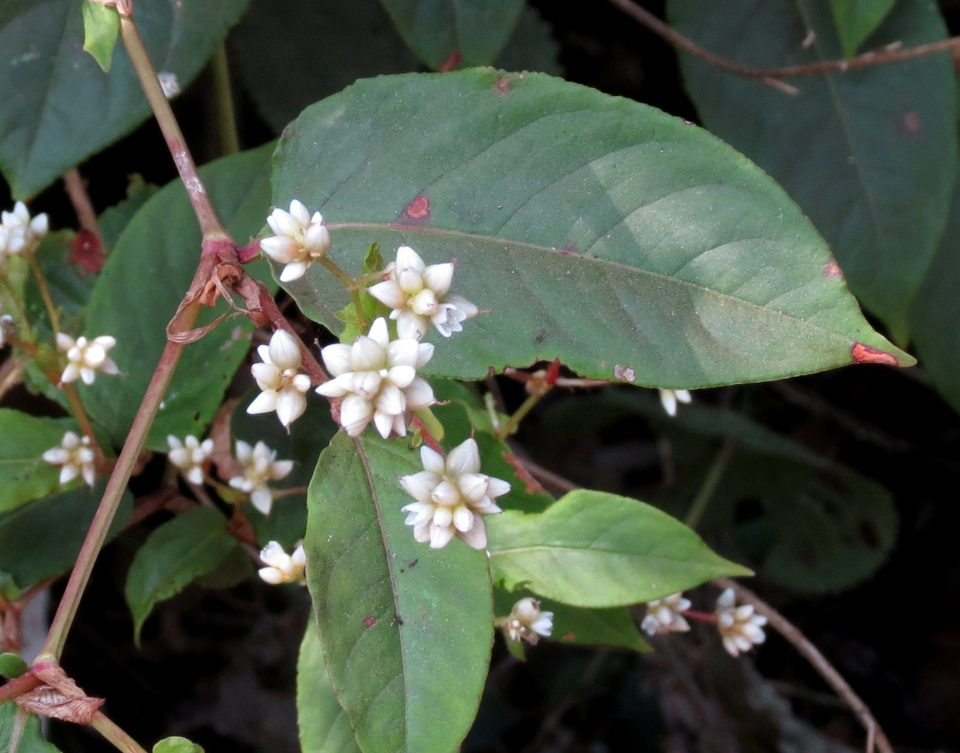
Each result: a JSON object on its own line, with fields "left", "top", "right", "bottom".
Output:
{"left": 272, "top": 70, "right": 908, "bottom": 389}
{"left": 494, "top": 588, "right": 649, "bottom": 651}
{"left": 125, "top": 507, "right": 238, "bottom": 643}
{"left": 99, "top": 175, "right": 159, "bottom": 249}
{"left": 0, "top": 653, "right": 29, "bottom": 679}
{"left": 830, "top": 0, "right": 898, "bottom": 57}
{"left": 81, "top": 143, "right": 274, "bottom": 451}
{"left": 488, "top": 489, "right": 751, "bottom": 607}
{"left": 0, "top": 480, "right": 132, "bottom": 589}
{"left": 0, "top": 0, "right": 251, "bottom": 198}
{"left": 297, "top": 625, "right": 362, "bottom": 753}
{"left": 668, "top": 0, "right": 957, "bottom": 343}
{"left": 1, "top": 702, "right": 61, "bottom": 753}
{"left": 153, "top": 737, "right": 205, "bottom": 753}
{"left": 379, "top": 0, "right": 524, "bottom": 68}
{"left": 0, "top": 410, "right": 73, "bottom": 513}
{"left": 306, "top": 433, "right": 493, "bottom": 753}
{"left": 81, "top": 0, "right": 119, "bottom": 72}
{"left": 231, "top": 386, "right": 338, "bottom": 548}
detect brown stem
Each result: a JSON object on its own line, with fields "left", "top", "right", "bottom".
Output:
{"left": 26, "top": 254, "right": 60, "bottom": 335}
{"left": 0, "top": 673, "right": 42, "bottom": 704}
{"left": 513, "top": 455, "right": 579, "bottom": 493}
{"left": 256, "top": 286, "right": 329, "bottom": 383}
{"left": 714, "top": 578, "right": 893, "bottom": 753}
{"left": 62, "top": 169, "right": 102, "bottom": 241}
{"left": 61, "top": 383, "right": 107, "bottom": 469}
{"left": 606, "top": 0, "right": 960, "bottom": 86}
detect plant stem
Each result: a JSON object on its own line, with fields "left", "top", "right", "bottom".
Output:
{"left": 91, "top": 712, "right": 149, "bottom": 753}
{"left": 495, "top": 391, "right": 546, "bottom": 441}
{"left": 319, "top": 257, "right": 367, "bottom": 325}
{"left": 684, "top": 437, "right": 735, "bottom": 530}
{"left": 62, "top": 169, "right": 102, "bottom": 241}
{"left": 0, "top": 275, "right": 32, "bottom": 334}
{"left": 62, "top": 383, "right": 107, "bottom": 466}
{"left": 211, "top": 41, "right": 240, "bottom": 156}
{"left": 119, "top": 14, "right": 225, "bottom": 238}
{"left": 27, "top": 253, "right": 61, "bottom": 335}
{"left": 0, "top": 673, "right": 42, "bottom": 704}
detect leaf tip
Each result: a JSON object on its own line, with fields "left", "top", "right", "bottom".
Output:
{"left": 850, "top": 342, "right": 902, "bottom": 367}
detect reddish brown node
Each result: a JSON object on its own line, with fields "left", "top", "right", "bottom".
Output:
{"left": 851, "top": 342, "right": 900, "bottom": 366}
{"left": 69, "top": 230, "right": 104, "bottom": 274}
{"left": 363, "top": 617, "right": 377, "bottom": 628}
{"left": 402, "top": 195, "right": 430, "bottom": 222}
{"left": 439, "top": 50, "right": 462, "bottom": 72}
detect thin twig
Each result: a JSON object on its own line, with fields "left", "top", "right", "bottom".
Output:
{"left": 714, "top": 578, "right": 893, "bottom": 753}
{"left": 606, "top": 0, "right": 960, "bottom": 86}
{"left": 62, "top": 169, "right": 102, "bottom": 242}
{"left": 91, "top": 711, "right": 149, "bottom": 753}
{"left": 514, "top": 455, "right": 579, "bottom": 493}
{"left": 684, "top": 437, "right": 735, "bottom": 529}
{"left": 210, "top": 42, "right": 240, "bottom": 156}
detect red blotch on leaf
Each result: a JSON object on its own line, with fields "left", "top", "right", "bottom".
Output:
{"left": 69, "top": 230, "right": 104, "bottom": 274}
{"left": 440, "top": 50, "right": 462, "bottom": 72}
{"left": 494, "top": 75, "right": 512, "bottom": 95}
{"left": 823, "top": 259, "right": 842, "bottom": 277}
{"left": 851, "top": 342, "right": 900, "bottom": 366}
{"left": 402, "top": 195, "right": 430, "bottom": 222}
{"left": 561, "top": 632, "right": 577, "bottom": 642}
{"left": 363, "top": 617, "right": 377, "bottom": 628}
{"left": 903, "top": 112, "right": 921, "bottom": 134}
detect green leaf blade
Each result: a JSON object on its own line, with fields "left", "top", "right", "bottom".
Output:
{"left": 298, "top": 625, "right": 362, "bottom": 753}
{"left": 81, "top": 0, "right": 119, "bottom": 71}
{"left": 488, "top": 489, "right": 751, "bottom": 607}
{"left": 1, "top": 703, "right": 61, "bottom": 753}
{"left": 0, "top": 410, "right": 74, "bottom": 513}
{"left": 668, "top": 0, "right": 957, "bottom": 342}
{"left": 830, "top": 0, "right": 898, "bottom": 57}
{"left": 125, "top": 507, "right": 238, "bottom": 643}
{"left": 305, "top": 433, "right": 493, "bottom": 753}
{"left": 273, "top": 70, "right": 907, "bottom": 389}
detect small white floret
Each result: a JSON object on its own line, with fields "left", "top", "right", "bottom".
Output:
{"left": 260, "top": 200, "right": 332, "bottom": 282}
{"left": 715, "top": 587, "right": 767, "bottom": 657}
{"left": 246, "top": 329, "right": 312, "bottom": 427}
{"left": 228, "top": 440, "right": 294, "bottom": 515}
{"left": 258, "top": 540, "right": 307, "bottom": 584}
{"left": 57, "top": 333, "right": 119, "bottom": 385}
{"left": 641, "top": 593, "right": 692, "bottom": 636}
{"left": 500, "top": 597, "right": 554, "bottom": 645}
{"left": 42, "top": 430, "right": 96, "bottom": 487}
{"left": 167, "top": 435, "right": 214, "bottom": 485}
{"left": 658, "top": 388, "right": 692, "bottom": 417}
{"left": 399, "top": 437, "right": 509, "bottom": 550}
{"left": 0, "top": 201, "right": 48, "bottom": 261}
{"left": 367, "top": 245, "right": 478, "bottom": 340}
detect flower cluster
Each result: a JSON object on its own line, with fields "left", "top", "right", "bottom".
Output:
{"left": 167, "top": 435, "right": 214, "bottom": 485}
{"left": 228, "top": 440, "right": 293, "bottom": 515}
{"left": 499, "top": 597, "right": 554, "bottom": 645}
{"left": 317, "top": 317, "right": 435, "bottom": 438}
{"left": 715, "top": 588, "right": 767, "bottom": 657}
{"left": 399, "top": 438, "right": 509, "bottom": 550}
{"left": 247, "top": 329, "right": 312, "bottom": 427}
{"left": 57, "top": 333, "right": 119, "bottom": 385}
{"left": 258, "top": 541, "right": 307, "bottom": 585}
{"left": 260, "top": 200, "right": 332, "bottom": 282}
{"left": 0, "top": 201, "right": 48, "bottom": 263}
{"left": 658, "top": 388, "right": 692, "bottom": 417}
{"left": 369, "top": 245, "right": 478, "bottom": 340}
{"left": 42, "top": 431, "right": 96, "bottom": 487}
{"left": 641, "top": 593, "right": 692, "bottom": 636}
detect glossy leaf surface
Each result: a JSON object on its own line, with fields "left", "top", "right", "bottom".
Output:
{"left": 378, "top": 0, "right": 524, "bottom": 68}
{"left": 125, "top": 507, "right": 238, "bottom": 643}
{"left": 297, "top": 625, "right": 361, "bottom": 753}
{"left": 668, "top": 0, "right": 957, "bottom": 342}
{"left": 830, "top": 0, "right": 898, "bottom": 56}
{"left": 0, "top": 410, "right": 72, "bottom": 512}
{"left": 488, "top": 489, "right": 751, "bottom": 607}
{"left": 305, "top": 432, "right": 493, "bottom": 753}
{"left": 0, "top": 703, "right": 61, "bottom": 753}
{"left": 0, "top": 0, "right": 250, "bottom": 198}
{"left": 81, "top": 0, "right": 119, "bottom": 71}
{"left": 153, "top": 738, "right": 205, "bottom": 753}
{"left": 82, "top": 144, "right": 273, "bottom": 451}
{"left": 273, "top": 71, "right": 906, "bottom": 389}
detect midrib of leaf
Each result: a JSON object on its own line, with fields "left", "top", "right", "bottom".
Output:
{"left": 351, "top": 435, "right": 411, "bottom": 746}
{"left": 328, "top": 222, "right": 867, "bottom": 350}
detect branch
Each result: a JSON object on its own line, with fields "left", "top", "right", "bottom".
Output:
{"left": 606, "top": 0, "right": 960, "bottom": 90}
{"left": 62, "top": 169, "right": 102, "bottom": 242}
{"left": 715, "top": 578, "right": 893, "bottom": 753}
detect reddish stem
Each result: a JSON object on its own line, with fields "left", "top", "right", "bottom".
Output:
{"left": 0, "top": 672, "right": 42, "bottom": 704}
{"left": 680, "top": 609, "right": 717, "bottom": 624}
{"left": 411, "top": 415, "right": 444, "bottom": 453}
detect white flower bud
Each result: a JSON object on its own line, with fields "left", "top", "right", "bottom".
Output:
{"left": 659, "top": 388, "right": 692, "bottom": 417}
{"left": 258, "top": 541, "right": 307, "bottom": 584}
{"left": 167, "top": 435, "right": 214, "bottom": 485}
{"left": 641, "top": 593, "right": 692, "bottom": 636}
{"left": 57, "top": 333, "right": 119, "bottom": 385}
{"left": 501, "top": 597, "right": 554, "bottom": 645}
{"left": 715, "top": 588, "right": 767, "bottom": 657}
{"left": 0, "top": 201, "right": 48, "bottom": 262}
{"left": 260, "top": 200, "right": 332, "bottom": 282}
{"left": 246, "top": 329, "right": 312, "bottom": 427}
{"left": 42, "top": 431, "right": 96, "bottom": 486}
{"left": 228, "top": 440, "right": 294, "bottom": 515}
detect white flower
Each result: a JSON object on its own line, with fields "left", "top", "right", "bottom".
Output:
{"left": 0, "top": 313, "right": 12, "bottom": 348}
{"left": 42, "top": 431, "right": 95, "bottom": 486}
{"left": 167, "top": 435, "right": 214, "bottom": 485}
{"left": 715, "top": 588, "right": 767, "bottom": 657}
{"left": 228, "top": 440, "right": 294, "bottom": 515}
{"left": 641, "top": 593, "right": 692, "bottom": 636}
{"left": 316, "top": 317, "right": 435, "bottom": 438}
{"left": 260, "top": 200, "right": 332, "bottom": 282}
{"left": 258, "top": 541, "right": 307, "bottom": 585}
{"left": 0, "top": 201, "right": 48, "bottom": 260}
{"left": 246, "top": 329, "right": 312, "bottom": 427}
{"left": 57, "top": 333, "right": 119, "bottom": 385}
{"left": 399, "top": 437, "right": 509, "bottom": 550}
{"left": 368, "top": 245, "right": 478, "bottom": 340}
{"left": 659, "top": 388, "right": 692, "bottom": 417}
{"left": 501, "top": 597, "right": 554, "bottom": 645}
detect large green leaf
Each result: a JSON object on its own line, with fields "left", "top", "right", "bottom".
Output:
{"left": 0, "top": 480, "right": 132, "bottom": 589}
{"left": 0, "top": 702, "right": 61, "bottom": 753}
{"left": 830, "top": 0, "right": 898, "bottom": 56}
{"left": 488, "top": 489, "right": 750, "bottom": 607}
{"left": 305, "top": 433, "right": 493, "bottom": 753}
{"left": 125, "top": 507, "right": 238, "bottom": 643}
{"left": 81, "top": 144, "right": 274, "bottom": 451}
{"left": 272, "top": 71, "right": 907, "bottom": 389}
{"left": 668, "top": 0, "right": 957, "bottom": 343}
{"left": 0, "top": 0, "right": 250, "bottom": 198}
{"left": 0, "top": 410, "right": 73, "bottom": 513}
{"left": 378, "top": 0, "right": 524, "bottom": 68}
{"left": 297, "top": 625, "right": 362, "bottom": 753}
